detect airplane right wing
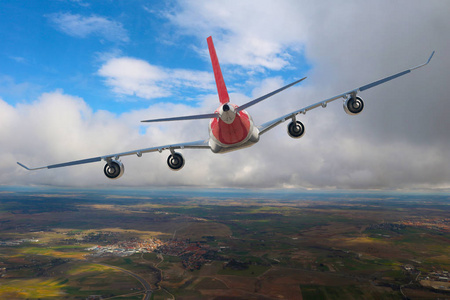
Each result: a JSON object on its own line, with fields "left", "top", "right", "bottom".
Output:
{"left": 257, "top": 51, "right": 435, "bottom": 136}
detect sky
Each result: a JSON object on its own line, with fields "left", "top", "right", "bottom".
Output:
{"left": 1, "top": 0, "right": 449, "bottom": 191}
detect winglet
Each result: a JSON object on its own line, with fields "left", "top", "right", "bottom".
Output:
{"left": 17, "top": 162, "right": 47, "bottom": 171}
{"left": 17, "top": 162, "right": 30, "bottom": 170}
{"left": 411, "top": 51, "right": 435, "bottom": 71}
{"left": 427, "top": 51, "right": 435, "bottom": 65}
{"left": 207, "top": 36, "right": 230, "bottom": 105}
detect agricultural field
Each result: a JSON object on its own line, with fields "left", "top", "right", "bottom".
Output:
{"left": 0, "top": 188, "right": 449, "bottom": 299}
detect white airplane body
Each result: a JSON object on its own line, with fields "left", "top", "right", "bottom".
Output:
{"left": 18, "top": 37, "right": 434, "bottom": 179}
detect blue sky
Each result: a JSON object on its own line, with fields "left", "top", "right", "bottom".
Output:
{"left": 1, "top": 0, "right": 449, "bottom": 191}
{"left": 0, "top": 0, "right": 308, "bottom": 114}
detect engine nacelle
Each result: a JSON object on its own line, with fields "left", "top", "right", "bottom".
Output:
{"left": 344, "top": 96, "right": 364, "bottom": 115}
{"left": 287, "top": 121, "right": 305, "bottom": 139}
{"left": 167, "top": 152, "right": 185, "bottom": 171}
{"left": 103, "top": 160, "right": 124, "bottom": 179}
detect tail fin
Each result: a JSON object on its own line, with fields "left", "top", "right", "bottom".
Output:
{"left": 207, "top": 36, "right": 229, "bottom": 104}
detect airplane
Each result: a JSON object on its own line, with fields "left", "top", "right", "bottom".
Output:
{"left": 17, "top": 36, "right": 434, "bottom": 179}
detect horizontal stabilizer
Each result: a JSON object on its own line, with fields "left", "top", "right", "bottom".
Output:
{"left": 141, "top": 113, "right": 217, "bottom": 123}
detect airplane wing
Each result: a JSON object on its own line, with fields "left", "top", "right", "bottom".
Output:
{"left": 257, "top": 51, "right": 435, "bottom": 135}
{"left": 17, "top": 139, "right": 210, "bottom": 171}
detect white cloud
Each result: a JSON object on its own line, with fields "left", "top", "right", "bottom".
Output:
{"left": 48, "top": 13, "right": 129, "bottom": 42}
{"left": 69, "top": 0, "right": 90, "bottom": 7}
{"left": 98, "top": 57, "right": 215, "bottom": 100}
{"left": 165, "top": 0, "right": 308, "bottom": 70}
{"left": 98, "top": 57, "right": 169, "bottom": 99}
{"left": 1, "top": 91, "right": 216, "bottom": 187}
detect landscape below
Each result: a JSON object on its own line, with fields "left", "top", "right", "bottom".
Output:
{"left": 0, "top": 187, "right": 449, "bottom": 299}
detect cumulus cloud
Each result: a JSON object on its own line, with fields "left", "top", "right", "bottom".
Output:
{"left": 98, "top": 57, "right": 215, "bottom": 100}
{"left": 47, "top": 13, "right": 129, "bottom": 42}
{"left": 165, "top": 0, "right": 306, "bottom": 70}
{"left": 2, "top": 79, "right": 449, "bottom": 191}
{"left": 1, "top": 91, "right": 215, "bottom": 187}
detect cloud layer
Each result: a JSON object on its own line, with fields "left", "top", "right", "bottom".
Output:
{"left": 2, "top": 0, "right": 450, "bottom": 191}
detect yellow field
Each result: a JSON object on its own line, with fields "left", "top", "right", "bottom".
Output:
{"left": 67, "top": 263, "right": 112, "bottom": 275}
{"left": 0, "top": 278, "right": 66, "bottom": 299}
{"left": 18, "top": 247, "right": 87, "bottom": 259}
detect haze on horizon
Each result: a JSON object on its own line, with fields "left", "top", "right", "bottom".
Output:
{"left": 1, "top": 0, "right": 449, "bottom": 192}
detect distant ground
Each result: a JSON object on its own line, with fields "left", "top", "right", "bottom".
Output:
{"left": 0, "top": 187, "right": 449, "bottom": 299}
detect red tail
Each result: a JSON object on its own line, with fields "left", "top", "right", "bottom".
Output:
{"left": 207, "top": 36, "right": 229, "bottom": 104}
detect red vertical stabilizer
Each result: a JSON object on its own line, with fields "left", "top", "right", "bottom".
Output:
{"left": 207, "top": 36, "right": 230, "bottom": 104}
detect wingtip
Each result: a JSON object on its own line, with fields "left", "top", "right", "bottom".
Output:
{"left": 17, "top": 162, "right": 47, "bottom": 171}
{"left": 17, "top": 162, "right": 30, "bottom": 170}
{"left": 428, "top": 51, "right": 435, "bottom": 64}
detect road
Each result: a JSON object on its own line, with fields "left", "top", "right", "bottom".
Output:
{"left": 97, "top": 262, "right": 152, "bottom": 300}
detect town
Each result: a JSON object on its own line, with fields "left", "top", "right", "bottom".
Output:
{"left": 86, "top": 237, "right": 220, "bottom": 271}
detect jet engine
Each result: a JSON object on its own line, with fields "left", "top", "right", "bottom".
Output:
{"left": 344, "top": 96, "right": 364, "bottom": 115}
{"left": 103, "top": 160, "right": 124, "bottom": 179}
{"left": 287, "top": 121, "right": 305, "bottom": 139}
{"left": 167, "top": 152, "right": 185, "bottom": 171}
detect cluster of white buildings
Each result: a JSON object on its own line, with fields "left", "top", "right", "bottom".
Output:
{"left": 426, "top": 270, "right": 449, "bottom": 282}
{"left": 86, "top": 238, "right": 163, "bottom": 257}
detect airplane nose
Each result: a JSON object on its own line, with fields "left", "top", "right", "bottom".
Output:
{"left": 223, "top": 104, "right": 230, "bottom": 111}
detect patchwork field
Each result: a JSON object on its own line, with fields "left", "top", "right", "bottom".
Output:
{"left": 0, "top": 188, "right": 449, "bottom": 299}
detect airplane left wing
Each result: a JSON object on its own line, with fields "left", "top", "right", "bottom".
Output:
{"left": 257, "top": 51, "right": 435, "bottom": 136}
{"left": 17, "top": 139, "right": 210, "bottom": 176}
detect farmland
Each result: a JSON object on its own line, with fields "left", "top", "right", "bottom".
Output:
{"left": 0, "top": 188, "right": 449, "bottom": 299}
